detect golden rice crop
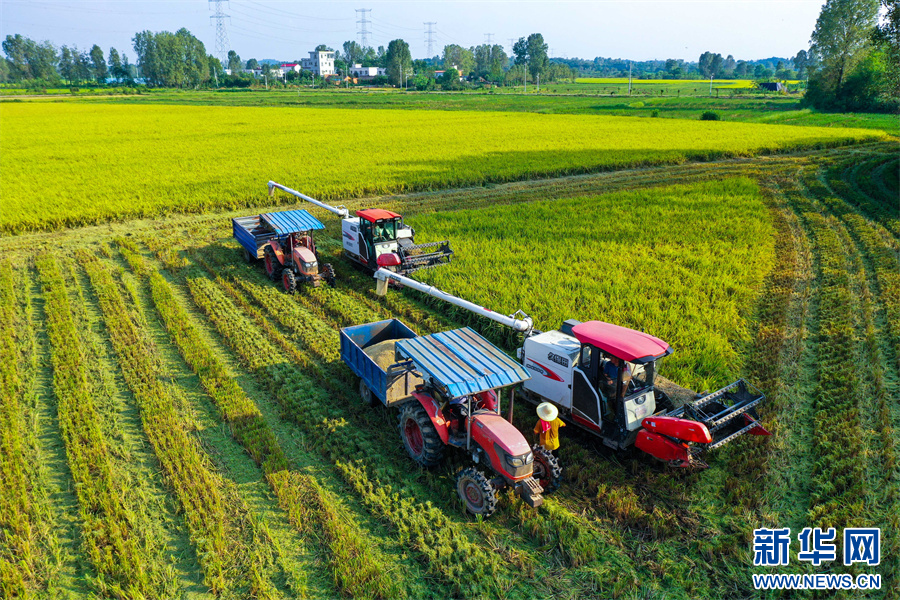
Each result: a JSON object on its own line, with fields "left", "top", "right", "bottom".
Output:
{"left": 411, "top": 177, "right": 775, "bottom": 392}
{"left": 0, "top": 102, "right": 882, "bottom": 234}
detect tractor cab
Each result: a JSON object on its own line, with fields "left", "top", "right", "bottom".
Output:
{"left": 519, "top": 319, "right": 673, "bottom": 450}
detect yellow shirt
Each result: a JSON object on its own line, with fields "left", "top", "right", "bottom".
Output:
{"left": 534, "top": 418, "right": 565, "bottom": 451}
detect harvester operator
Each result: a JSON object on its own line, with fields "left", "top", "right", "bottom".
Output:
{"left": 602, "top": 356, "right": 632, "bottom": 407}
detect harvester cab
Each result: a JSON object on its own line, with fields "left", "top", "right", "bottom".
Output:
{"left": 266, "top": 181, "right": 453, "bottom": 275}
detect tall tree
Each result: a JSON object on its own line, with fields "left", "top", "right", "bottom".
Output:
{"left": 442, "top": 44, "right": 474, "bottom": 75}
{"left": 2, "top": 34, "right": 57, "bottom": 81}
{"left": 59, "top": 45, "right": 75, "bottom": 83}
{"left": 873, "top": 0, "right": 900, "bottom": 100}
{"left": 698, "top": 51, "right": 724, "bottom": 78}
{"left": 513, "top": 34, "right": 549, "bottom": 86}
{"left": 90, "top": 44, "right": 108, "bottom": 82}
{"left": 227, "top": 49, "right": 242, "bottom": 73}
{"left": 245, "top": 58, "right": 259, "bottom": 70}
{"left": 108, "top": 47, "right": 122, "bottom": 81}
{"left": 342, "top": 40, "right": 364, "bottom": 65}
{"left": 809, "top": 0, "right": 879, "bottom": 93}
{"left": 385, "top": 38, "right": 411, "bottom": 86}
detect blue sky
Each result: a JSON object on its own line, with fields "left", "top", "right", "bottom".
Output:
{"left": 2, "top": 1, "right": 827, "bottom": 63}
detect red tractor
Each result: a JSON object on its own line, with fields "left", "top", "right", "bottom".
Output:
{"left": 232, "top": 210, "right": 335, "bottom": 293}
{"left": 340, "top": 319, "right": 562, "bottom": 516}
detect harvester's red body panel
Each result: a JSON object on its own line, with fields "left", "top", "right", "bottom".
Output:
{"left": 642, "top": 416, "right": 712, "bottom": 444}
{"left": 635, "top": 430, "right": 691, "bottom": 466}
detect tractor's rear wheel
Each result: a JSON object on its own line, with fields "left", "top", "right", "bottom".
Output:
{"left": 456, "top": 467, "right": 497, "bottom": 517}
{"left": 282, "top": 269, "right": 297, "bottom": 294}
{"left": 359, "top": 380, "right": 377, "bottom": 407}
{"left": 531, "top": 445, "right": 563, "bottom": 493}
{"left": 264, "top": 247, "right": 282, "bottom": 281}
{"left": 398, "top": 402, "right": 444, "bottom": 467}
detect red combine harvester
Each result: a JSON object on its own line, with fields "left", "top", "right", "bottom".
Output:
{"left": 267, "top": 181, "right": 453, "bottom": 275}
{"left": 374, "top": 268, "right": 770, "bottom": 469}
{"left": 340, "top": 319, "right": 561, "bottom": 516}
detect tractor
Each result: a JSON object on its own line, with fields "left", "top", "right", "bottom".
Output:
{"left": 373, "top": 268, "right": 770, "bottom": 469}
{"left": 232, "top": 210, "right": 335, "bottom": 293}
{"left": 340, "top": 318, "right": 562, "bottom": 516}
{"left": 267, "top": 181, "right": 453, "bottom": 275}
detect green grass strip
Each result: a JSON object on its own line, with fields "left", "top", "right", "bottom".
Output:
{"left": 77, "top": 249, "right": 279, "bottom": 599}
{"left": 35, "top": 255, "right": 176, "bottom": 599}
{"left": 119, "top": 242, "right": 400, "bottom": 600}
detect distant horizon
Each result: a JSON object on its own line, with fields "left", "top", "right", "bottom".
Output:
{"left": 1, "top": 1, "right": 827, "bottom": 65}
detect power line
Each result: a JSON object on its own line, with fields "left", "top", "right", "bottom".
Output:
{"left": 424, "top": 22, "right": 436, "bottom": 57}
{"left": 209, "top": 0, "right": 230, "bottom": 64}
{"left": 356, "top": 8, "right": 371, "bottom": 48}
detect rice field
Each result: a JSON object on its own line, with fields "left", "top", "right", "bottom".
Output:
{"left": 0, "top": 102, "right": 884, "bottom": 234}
{"left": 1, "top": 133, "right": 897, "bottom": 598}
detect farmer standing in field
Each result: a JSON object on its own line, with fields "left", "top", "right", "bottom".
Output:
{"left": 534, "top": 402, "right": 565, "bottom": 458}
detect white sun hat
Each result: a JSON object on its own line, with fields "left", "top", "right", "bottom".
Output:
{"left": 536, "top": 402, "right": 558, "bottom": 422}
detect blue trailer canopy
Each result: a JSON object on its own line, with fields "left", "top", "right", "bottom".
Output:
{"left": 261, "top": 210, "right": 325, "bottom": 235}
{"left": 396, "top": 327, "right": 530, "bottom": 398}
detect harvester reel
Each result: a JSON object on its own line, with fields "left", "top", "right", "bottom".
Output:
{"left": 531, "top": 445, "right": 563, "bottom": 493}
{"left": 456, "top": 467, "right": 498, "bottom": 517}
{"left": 398, "top": 402, "right": 444, "bottom": 467}
{"left": 264, "top": 247, "right": 282, "bottom": 281}
{"left": 282, "top": 270, "right": 297, "bottom": 294}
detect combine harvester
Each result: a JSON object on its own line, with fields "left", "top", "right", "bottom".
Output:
{"left": 267, "top": 181, "right": 453, "bottom": 275}
{"left": 340, "top": 318, "right": 561, "bottom": 516}
{"left": 373, "top": 268, "right": 771, "bottom": 469}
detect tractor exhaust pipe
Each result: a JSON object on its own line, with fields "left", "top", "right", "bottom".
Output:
{"left": 267, "top": 181, "right": 350, "bottom": 218}
{"left": 374, "top": 268, "right": 533, "bottom": 334}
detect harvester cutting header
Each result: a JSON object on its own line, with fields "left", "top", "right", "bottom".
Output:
{"left": 373, "top": 268, "right": 771, "bottom": 469}
{"left": 267, "top": 181, "right": 453, "bottom": 275}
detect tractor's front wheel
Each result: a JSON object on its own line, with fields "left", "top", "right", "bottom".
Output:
{"left": 398, "top": 402, "right": 444, "bottom": 467}
{"left": 323, "top": 263, "right": 336, "bottom": 288}
{"left": 282, "top": 269, "right": 297, "bottom": 294}
{"left": 531, "top": 445, "right": 563, "bottom": 493}
{"left": 456, "top": 467, "right": 497, "bottom": 517}
{"left": 264, "top": 247, "right": 283, "bottom": 281}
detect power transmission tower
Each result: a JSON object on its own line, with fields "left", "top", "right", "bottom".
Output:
{"left": 356, "top": 9, "right": 371, "bottom": 48}
{"left": 508, "top": 38, "right": 516, "bottom": 52}
{"left": 424, "top": 22, "right": 436, "bottom": 57}
{"left": 484, "top": 33, "right": 493, "bottom": 45}
{"left": 209, "top": 0, "right": 230, "bottom": 64}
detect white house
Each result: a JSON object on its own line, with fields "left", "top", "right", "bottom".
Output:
{"left": 301, "top": 51, "right": 335, "bottom": 77}
{"left": 349, "top": 64, "right": 386, "bottom": 78}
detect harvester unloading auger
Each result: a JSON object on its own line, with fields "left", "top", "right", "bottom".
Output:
{"left": 267, "top": 181, "right": 453, "bottom": 275}
{"left": 374, "top": 268, "right": 771, "bottom": 469}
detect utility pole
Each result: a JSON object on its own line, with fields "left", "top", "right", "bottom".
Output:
{"left": 709, "top": 74, "right": 713, "bottom": 96}
{"left": 628, "top": 62, "right": 632, "bottom": 95}
{"left": 208, "top": 0, "right": 230, "bottom": 65}
{"left": 424, "top": 22, "right": 436, "bottom": 58}
{"left": 356, "top": 8, "right": 371, "bottom": 48}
